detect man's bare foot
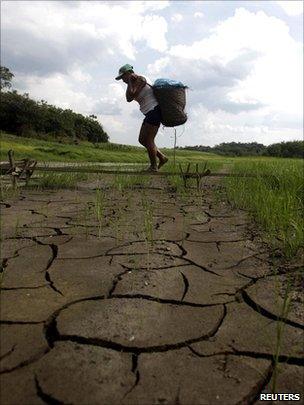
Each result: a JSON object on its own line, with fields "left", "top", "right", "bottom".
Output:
{"left": 158, "top": 156, "right": 168, "bottom": 169}
{"left": 142, "top": 166, "right": 158, "bottom": 173}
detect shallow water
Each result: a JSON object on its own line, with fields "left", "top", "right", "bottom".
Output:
{"left": 36, "top": 162, "right": 145, "bottom": 167}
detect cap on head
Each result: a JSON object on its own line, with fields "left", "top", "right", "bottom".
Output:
{"left": 115, "top": 64, "right": 134, "bottom": 80}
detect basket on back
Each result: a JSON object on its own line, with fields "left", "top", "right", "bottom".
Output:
{"left": 151, "top": 79, "right": 188, "bottom": 128}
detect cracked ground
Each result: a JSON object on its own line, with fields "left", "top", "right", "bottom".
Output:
{"left": 1, "top": 175, "right": 303, "bottom": 405}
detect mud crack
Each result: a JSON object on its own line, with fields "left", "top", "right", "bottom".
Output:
{"left": 241, "top": 290, "right": 304, "bottom": 330}
{"left": 0, "top": 348, "right": 50, "bottom": 375}
{"left": 111, "top": 293, "right": 230, "bottom": 309}
{"left": 0, "top": 345, "right": 16, "bottom": 362}
{"left": 235, "top": 363, "right": 273, "bottom": 405}
{"left": 180, "top": 272, "right": 189, "bottom": 301}
{"left": 107, "top": 267, "right": 132, "bottom": 297}
{"left": 123, "top": 353, "right": 141, "bottom": 398}
{"left": 188, "top": 346, "right": 304, "bottom": 366}
{"left": 29, "top": 209, "right": 48, "bottom": 219}
{"left": 44, "top": 300, "right": 227, "bottom": 354}
{"left": 35, "top": 375, "right": 68, "bottom": 404}
{"left": 1, "top": 285, "right": 48, "bottom": 291}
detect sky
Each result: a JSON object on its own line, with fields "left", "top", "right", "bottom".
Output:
{"left": 1, "top": 0, "right": 303, "bottom": 147}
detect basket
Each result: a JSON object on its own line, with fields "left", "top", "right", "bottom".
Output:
{"left": 152, "top": 86, "right": 187, "bottom": 127}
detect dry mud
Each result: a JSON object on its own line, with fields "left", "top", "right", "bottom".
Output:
{"left": 1, "top": 176, "right": 303, "bottom": 405}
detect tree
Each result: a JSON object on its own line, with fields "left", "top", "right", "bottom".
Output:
{"left": 265, "top": 141, "right": 304, "bottom": 158}
{"left": 182, "top": 141, "right": 303, "bottom": 158}
{"left": 0, "top": 66, "right": 14, "bottom": 90}
{"left": 1, "top": 90, "right": 109, "bottom": 143}
{"left": 0, "top": 67, "right": 109, "bottom": 143}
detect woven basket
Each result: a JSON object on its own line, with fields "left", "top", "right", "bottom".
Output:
{"left": 153, "top": 87, "right": 187, "bottom": 127}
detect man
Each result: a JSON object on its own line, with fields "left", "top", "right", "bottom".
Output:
{"left": 115, "top": 64, "right": 168, "bottom": 172}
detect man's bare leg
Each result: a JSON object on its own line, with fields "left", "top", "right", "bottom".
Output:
{"left": 146, "top": 141, "right": 158, "bottom": 171}
{"left": 157, "top": 151, "right": 168, "bottom": 169}
{"left": 139, "top": 122, "right": 168, "bottom": 170}
{"left": 139, "top": 122, "right": 158, "bottom": 171}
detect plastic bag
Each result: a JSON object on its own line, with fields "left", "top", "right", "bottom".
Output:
{"left": 153, "top": 78, "right": 186, "bottom": 88}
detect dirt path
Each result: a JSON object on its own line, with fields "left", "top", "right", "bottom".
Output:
{"left": 1, "top": 175, "right": 303, "bottom": 405}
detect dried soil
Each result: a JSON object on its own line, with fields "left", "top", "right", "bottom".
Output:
{"left": 1, "top": 176, "right": 303, "bottom": 404}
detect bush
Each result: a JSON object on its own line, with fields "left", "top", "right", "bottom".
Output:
{"left": 264, "top": 141, "right": 304, "bottom": 158}
{"left": 183, "top": 141, "right": 303, "bottom": 158}
{"left": 0, "top": 90, "right": 109, "bottom": 144}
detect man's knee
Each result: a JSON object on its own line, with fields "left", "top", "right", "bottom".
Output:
{"left": 138, "top": 135, "right": 146, "bottom": 146}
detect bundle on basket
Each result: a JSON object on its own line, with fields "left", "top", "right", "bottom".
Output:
{"left": 149, "top": 78, "right": 188, "bottom": 128}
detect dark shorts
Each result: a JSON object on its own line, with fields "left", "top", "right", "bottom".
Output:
{"left": 143, "top": 105, "right": 162, "bottom": 127}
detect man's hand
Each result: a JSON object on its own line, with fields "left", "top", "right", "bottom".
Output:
{"left": 126, "top": 75, "right": 146, "bottom": 102}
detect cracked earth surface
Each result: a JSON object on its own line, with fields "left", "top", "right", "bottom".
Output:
{"left": 1, "top": 176, "right": 303, "bottom": 405}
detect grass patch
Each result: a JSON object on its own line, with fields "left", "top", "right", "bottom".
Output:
{"left": 225, "top": 159, "right": 303, "bottom": 257}
{"left": 33, "top": 172, "right": 89, "bottom": 189}
{"left": 0, "top": 183, "right": 21, "bottom": 201}
{"left": 0, "top": 132, "right": 220, "bottom": 164}
{"left": 113, "top": 173, "right": 150, "bottom": 191}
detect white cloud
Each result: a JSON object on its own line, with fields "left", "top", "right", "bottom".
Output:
{"left": 276, "top": 1, "right": 303, "bottom": 16}
{"left": 185, "top": 104, "right": 301, "bottom": 146}
{"left": 148, "top": 7, "right": 302, "bottom": 145}
{"left": 127, "top": 1, "right": 170, "bottom": 12}
{"left": 169, "top": 8, "right": 296, "bottom": 64}
{"left": 2, "top": 2, "right": 302, "bottom": 147}
{"left": 2, "top": 0, "right": 169, "bottom": 69}
{"left": 68, "top": 66, "right": 92, "bottom": 83}
{"left": 171, "top": 13, "right": 183, "bottom": 23}
{"left": 181, "top": 8, "right": 301, "bottom": 114}
{"left": 16, "top": 73, "right": 95, "bottom": 113}
{"left": 147, "top": 57, "right": 170, "bottom": 75}
{"left": 139, "top": 15, "right": 168, "bottom": 52}
{"left": 98, "top": 115, "right": 125, "bottom": 134}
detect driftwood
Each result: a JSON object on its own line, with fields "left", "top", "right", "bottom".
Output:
{"left": 1, "top": 150, "right": 37, "bottom": 188}
{"left": 178, "top": 162, "right": 210, "bottom": 189}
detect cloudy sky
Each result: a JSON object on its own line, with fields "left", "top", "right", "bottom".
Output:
{"left": 1, "top": 1, "right": 303, "bottom": 147}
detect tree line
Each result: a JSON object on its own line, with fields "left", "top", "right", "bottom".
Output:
{"left": 181, "top": 141, "right": 303, "bottom": 158}
{"left": 0, "top": 66, "right": 109, "bottom": 143}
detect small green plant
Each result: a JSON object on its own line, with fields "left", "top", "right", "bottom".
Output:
{"left": 142, "top": 197, "right": 154, "bottom": 246}
{"left": 0, "top": 184, "right": 20, "bottom": 201}
{"left": 34, "top": 172, "right": 88, "bottom": 189}
{"left": 94, "top": 189, "right": 105, "bottom": 237}
{"left": 114, "top": 173, "right": 149, "bottom": 191}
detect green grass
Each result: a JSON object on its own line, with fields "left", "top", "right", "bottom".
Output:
{"left": 0, "top": 132, "right": 219, "bottom": 164}
{"left": 113, "top": 173, "right": 150, "bottom": 191}
{"left": 225, "top": 159, "right": 303, "bottom": 257}
{"left": 33, "top": 172, "right": 89, "bottom": 189}
{"left": 0, "top": 184, "right": 21, "bottom": 201}
{"left": 1, "top": 132, "right": 303, "bottom": 257}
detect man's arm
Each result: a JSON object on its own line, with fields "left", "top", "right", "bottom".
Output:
{"left": 126, "top": 75, "right": 146, "bottom": 102}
